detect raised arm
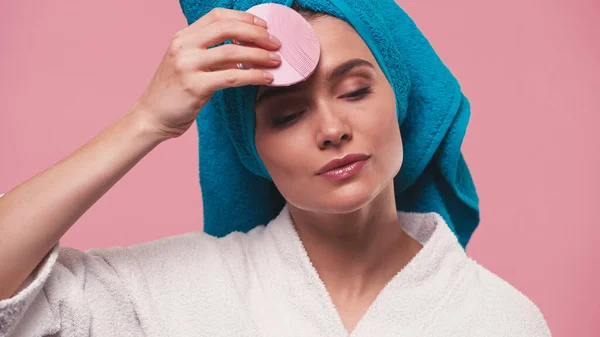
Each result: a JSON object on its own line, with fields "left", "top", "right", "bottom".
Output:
{"left": 0, "top": 8, "right": 280, "bottom": 302}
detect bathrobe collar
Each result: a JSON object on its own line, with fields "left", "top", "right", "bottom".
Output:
{"left": 263, "top": 204, "right": 469, "bottom": 336}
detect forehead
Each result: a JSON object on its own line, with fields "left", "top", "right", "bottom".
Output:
{"left": 310, "top": 15, "right": 373, "bottom": 63}
{"left": 256, "top": 15, "right": 377, "bottom": 97}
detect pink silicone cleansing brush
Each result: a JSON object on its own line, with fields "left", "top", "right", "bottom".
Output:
{"left": 233, "top": 3, "right": 321, "bottom": 87}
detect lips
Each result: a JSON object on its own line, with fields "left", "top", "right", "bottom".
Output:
{"left": 316, "top": 153, "right": 371, "bottom": 175}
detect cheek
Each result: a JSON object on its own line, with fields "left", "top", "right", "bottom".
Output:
{"left": 382, "top": 108, "right": 401, "bottom": 146}
{"left": 359, "top": 100, "right": 403, "bottom": 171}
{"left": 255, "top": 127, "right": 312, "bottom": 180}
{"left": 381, "top": 109, "right": 403, "bottom": 172}
{"left": 379, "top": 105, "right": 402, "bottom": 151}
{"left": 354, "top": 100, "right": 399, "bottom": 146}
{"left": 255, "top": 129, "right": 317, "bottom": 207}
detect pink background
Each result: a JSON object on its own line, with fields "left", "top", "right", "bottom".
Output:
{"left": 1, "top": 0, "right": 598, "bottom": 335}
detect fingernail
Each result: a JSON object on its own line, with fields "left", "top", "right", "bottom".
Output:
{"left": 254, "top": 17, "right": 267, "bottom": 27}
{"left": 269, "top": 34, "right": 281, "bottom": 46}
{"left": 269, "top": 52, "right": 281, "bottom": 61}
{"left": 264, "top": 72, "right": 274, "bottom": 81}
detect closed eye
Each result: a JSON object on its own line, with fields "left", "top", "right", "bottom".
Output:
{"left": 340, "top": 86, "right": 373, "bottom": 101}
{"left": 270, "top": 86, "right": 373, "bottom": 128}
{"left": 271, "top": 109, "right": 306, "bottom": 127}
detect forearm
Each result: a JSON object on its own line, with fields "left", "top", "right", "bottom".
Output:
{"left": 0, "top": 105, "right": 168, "bottom": 299}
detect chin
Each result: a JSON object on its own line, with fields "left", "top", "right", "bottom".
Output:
{"left": 315, "top": 178, "right": 382, "bottom": 214}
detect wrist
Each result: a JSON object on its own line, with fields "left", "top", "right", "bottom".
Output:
{"left": 126, "top": 102, "right": 173, "bottom": 145}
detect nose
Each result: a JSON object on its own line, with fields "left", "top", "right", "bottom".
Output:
{"left": 315, "top": 107, "right": 352, "bottom": 149}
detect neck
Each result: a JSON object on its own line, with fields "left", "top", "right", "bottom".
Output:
{"left": 288, "top": 184, "right": 422, "bottom": 299}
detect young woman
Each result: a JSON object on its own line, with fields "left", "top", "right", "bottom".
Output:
{"left": 0, "top": 2, "right": 551, "bottom": 336}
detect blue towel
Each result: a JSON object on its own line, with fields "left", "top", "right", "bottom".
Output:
{"left": 179, "top": 0, "right": 480, "bottom": 248}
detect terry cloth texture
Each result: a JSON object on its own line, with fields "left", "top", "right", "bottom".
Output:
{"left": 0, "top": 205, "right": 550, "bottom": 336}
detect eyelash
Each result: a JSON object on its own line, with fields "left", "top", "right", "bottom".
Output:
{"left": 271, "top": 86, "right": 373, "bottom": 127}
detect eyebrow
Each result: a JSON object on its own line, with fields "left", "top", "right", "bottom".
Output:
{"left": 255, "top": 58, "right": 375, "bottom": 104}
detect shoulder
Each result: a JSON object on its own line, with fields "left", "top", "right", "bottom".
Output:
{"left": 83, "top": 226, "right": 272, "bottom": 312}
{"left": 461, "top": 259, "right": 552, "bottom": 336}
{"left": 118, "top": 224, "right": 271, "bottom": 272}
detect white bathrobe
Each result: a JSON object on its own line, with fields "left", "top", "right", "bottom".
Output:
{"left": 0, "top": 204, "right": 551, "bottom": 336}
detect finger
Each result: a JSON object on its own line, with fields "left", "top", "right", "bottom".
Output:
{"left": 194, "top": 68, "right": 274, "bottom": 93}
{"left": 190, "top": 7, "right": 267, "bottom": 29}
{"left": 200, "top": 44, "right": 281, "bottom": 70}
{"left": 169, "top": 46, "right": 279, "bottom": 73}
{"left": 198, "top": 19, "right": 280, "bottom": 50}
{"left": 172, "top": 8, "right": 269, "bottom": 51}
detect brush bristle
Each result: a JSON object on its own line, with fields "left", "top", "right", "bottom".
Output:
{"left": 243, "top": 3, "right": 321, "bottom": 86}
{"left": 268, "top": 6, "right": 320, "bottom": 78}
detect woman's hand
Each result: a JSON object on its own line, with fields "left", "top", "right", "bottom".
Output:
{"left": 135, "top": 8, "right": 282, "bottom": 139}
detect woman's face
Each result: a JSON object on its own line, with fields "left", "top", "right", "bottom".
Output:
{"left": 254, "top": 15, "right": 402, "bottom": 214}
